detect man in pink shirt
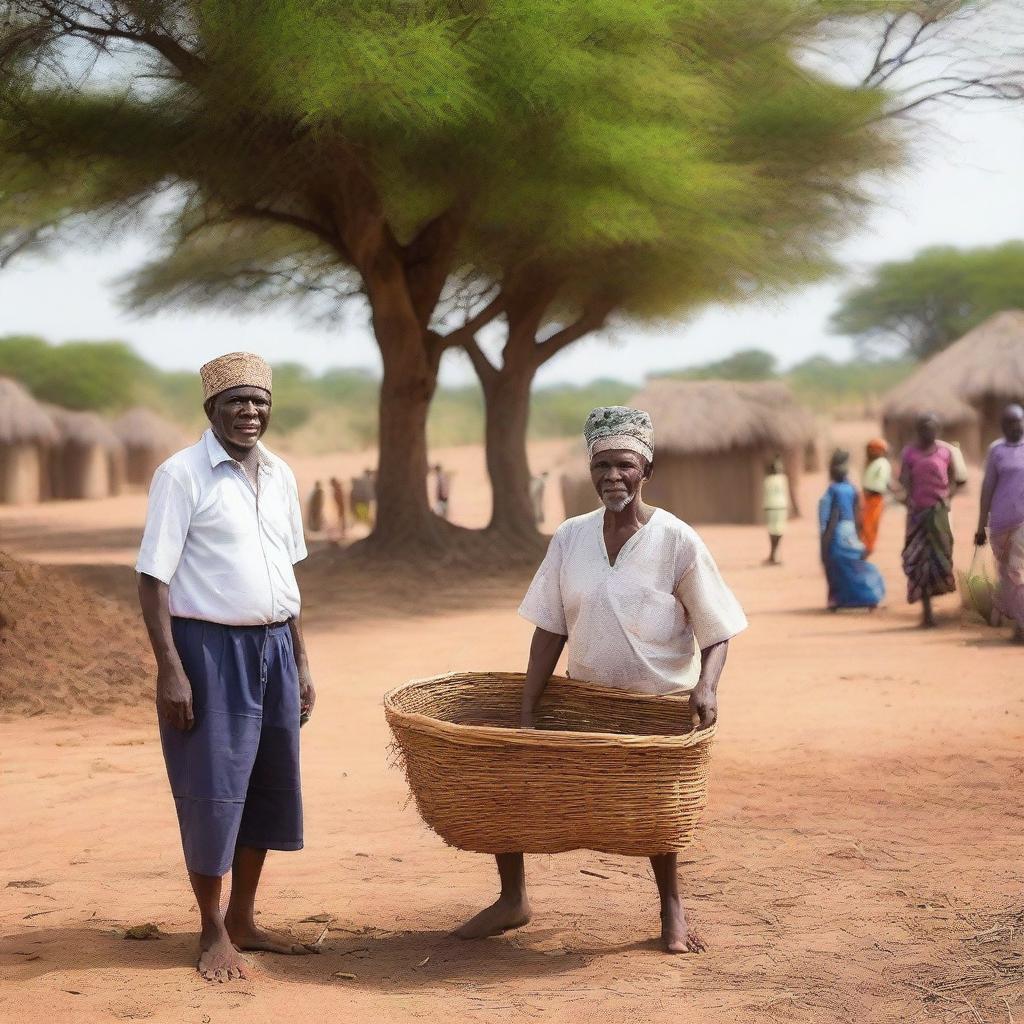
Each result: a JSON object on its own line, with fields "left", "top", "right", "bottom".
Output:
{"left": 899, "top": 413, "right": 961, "bottom": 627}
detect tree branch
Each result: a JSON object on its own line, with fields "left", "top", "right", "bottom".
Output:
{"left": 31, "top": 1, "right": 206, "bottom": 81}
{"left": 230, "top": 203, "right": 343, "bottom": 254}
{"left": 439, "top": 290, "right": 506, "bottom": 349}
{"left": 461, "top": 335, "right": 499, "bottom": 387}
{"left": 532, "top": 300, "right": 615, "bottom": 368}
{"left": 403, "top": 205, "right": 468, "bottom": 330}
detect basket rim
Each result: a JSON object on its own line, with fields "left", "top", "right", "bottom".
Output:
{"left": 383, "top": 671, "right": 715, "bottom": 750}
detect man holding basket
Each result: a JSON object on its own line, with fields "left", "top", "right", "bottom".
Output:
{"left": 454, "top": 407, "right": 747, "bottom": 953}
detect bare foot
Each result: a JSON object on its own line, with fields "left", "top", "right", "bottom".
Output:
{"left": 198, "top": 929, "right": 251, "bottom": 983}
{"left": 226, "top": 920, "right": 318, "bottom": 955}
{"left": 661, "top": 899, "right": 706, "bottom": 954}
{"left": 453, "top": 896, "right": 531, "bottom": 939}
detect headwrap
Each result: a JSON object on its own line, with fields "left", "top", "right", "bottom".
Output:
{"left": 866, "top": 437, "right": 889, "bottom": 458}
{"left": 200, "top": 352, "right": 273, "bottom": 402}
{"left": 584, "top": 406, "right": 654, "bottom": 463}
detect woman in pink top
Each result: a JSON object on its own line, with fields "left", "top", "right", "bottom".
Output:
{"left": 975, "top": 404, "right": 1024, "bottom": 640}
{"left": 899, "top": 413, "right": 960, "bottom": 627}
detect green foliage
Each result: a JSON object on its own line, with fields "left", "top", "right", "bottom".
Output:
{"left": 0, "top": 334, "right": 154, "bottom": 410}
{"left": 659, "top": 349, "right": 779, "bottom": 382}
{"left": 655, "top": 345, "right": 913, "bottom": 412}
{"left": 0, "top": 0, "right": 901, "bottom": 327}
{"left": 786, "top": 354, "right": 913, "bottom": 411}
{"left": 0, "top": 331, "right": 918, "bottom": 440}
{"left": 528, "top": 380, "right": 634, "bottom": 439}
{"left": 831, "top": 242, "right": 1024, "bottom": 359}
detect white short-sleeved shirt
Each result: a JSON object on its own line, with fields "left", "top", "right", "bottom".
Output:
{"left": 136, "top": 430, "right": 307, "bottom": 626}
{"left": 519, "top": 508, "right": 747, "bottom": 695}
{"left": 862, "top": 456, "right": 892, "bottom": 495}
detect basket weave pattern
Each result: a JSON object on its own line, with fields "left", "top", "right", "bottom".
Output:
{"left": 384, "top": 672, "right": 715, "bottom": 856}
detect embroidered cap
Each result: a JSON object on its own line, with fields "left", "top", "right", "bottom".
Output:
{"left": 200, "top": 352, "right": 273, "bottom": 402}
{"left": 584, "top": 406, "right": 654, "bottom": 462}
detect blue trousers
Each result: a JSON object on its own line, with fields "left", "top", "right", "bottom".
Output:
{"left": 159, "top": 618, "right": 303, "bottom": 877}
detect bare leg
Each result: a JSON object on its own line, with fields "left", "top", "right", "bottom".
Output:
{"left": 190, "top": 870, "right": 250, "bottom": 982}
{"left": 224, "top": 846, "right": 316, "bottom": 955}
{"left": 769, "top": 535, "right": 782, "bottom": 565}
{"left": 454, "top": 853, "right": 531, "bottom": 939}
{"left": 650, "top": 854, "right": 705, "bottom": 954}
{"left": 921, "top": 590, "right": 936, "bottom": 628}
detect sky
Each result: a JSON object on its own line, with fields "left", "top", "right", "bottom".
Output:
{"left": 0, "top": 90, "right": 1022, "bottom": 389}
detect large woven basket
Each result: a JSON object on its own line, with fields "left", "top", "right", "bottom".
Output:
{"left": 384, "top": 671, "right": 715, "bottom": 856}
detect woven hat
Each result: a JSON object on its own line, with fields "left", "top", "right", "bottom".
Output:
{"left": 200, "top": 352, "right": 273, "bottom": 401}
{"left": 584, "top": 406, "right": 654, "bottom": 462}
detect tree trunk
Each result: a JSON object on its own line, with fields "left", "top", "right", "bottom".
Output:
{"left": 357, "top": 291, "right": 450, "bottom": 557}
{"left": 483, "top": 366, "right": 545, "bottom": 547}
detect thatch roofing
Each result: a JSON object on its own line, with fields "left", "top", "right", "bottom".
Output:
{"left": 628, "top": 379, "right": 817, "bottom": 456}
{"left": 882, "top": 310, "right": 1024, "bottom": 423}
{"left": 44, "top": 405, "right": 125, "bottom": 452}
{"left": 112, "top": 407, "right": 188, "bottom": 451}
{"left": 0, "top": 377, "right": 58, "bottom": 445}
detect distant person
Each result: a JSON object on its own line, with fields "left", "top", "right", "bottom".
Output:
{"left": 899, "top": 413, "right": 961, "bottom": 628}
{"left": 351, "top": 468, "right": 375, "bottom": 527}
{"left": 432, "top": 463, "right": 450, "bottom": 519}
{"left": 135, "top": 352, "right": 316, "bottom": 983}
{"left": 819, "top": 449, "right": 885, "bottom": 611}
{"left": 529, "top": 471, "right": 548, "bottom": 526}
{"left": 975, "top": 403, "right": 1024, "bottom": 641}
{"left": 329, "top": 476, "right": 347, "bottom": 540}
{"left": 859, "top": 438, "right": 892, "bottom": 556}
{"left": 307, "top": 480, "right": 325, "bottom": 533}
{"left": 762, "top": 456, "right": 789, "bottom": 565}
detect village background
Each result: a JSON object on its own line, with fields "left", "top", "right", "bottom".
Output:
{"left": 1, "top": 3, "right": 1024, "bottom": 1024}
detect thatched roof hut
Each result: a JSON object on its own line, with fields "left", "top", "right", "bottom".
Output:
{"left": 560, "top": 380, "right": 816, "bottom": 525}
{"left": 112, "top": 408, "right": 189, "bottom": 487}
{"left": 44, "top": 407, "right": 127, "bottom": 500}
{"left": 882, "top": 310, "right": 1024, "bottom": 462}
{"left": 0, "top": 377, "right": 58, "bottom": 505}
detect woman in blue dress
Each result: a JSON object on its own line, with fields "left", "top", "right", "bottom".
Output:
{"left": 819, "top": 450, "right": 886, "bottom": 610}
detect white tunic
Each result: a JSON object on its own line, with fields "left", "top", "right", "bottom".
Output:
{"left": 136, "top": 430, "right": 307, "bottom": 625}
{"left": 519, "top": 508, "right": 747, "bottom": 694}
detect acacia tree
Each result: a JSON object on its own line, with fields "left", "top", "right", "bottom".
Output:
{"left": 831, "top": 242, "right": 1024, "bottom": 359}
{"left": 1, "top": 1, "right": 1020, "bottom": 552}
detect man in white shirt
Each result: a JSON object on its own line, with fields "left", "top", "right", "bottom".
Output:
{"left": 136, "top": 352, "right": 317, "bottom": 983}
{"left": 454, "top": 406, "right": 747, "bottom": 954}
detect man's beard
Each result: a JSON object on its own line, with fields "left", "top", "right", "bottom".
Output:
{"left": 602, "top": 489, "right": 636, "bottom": 513}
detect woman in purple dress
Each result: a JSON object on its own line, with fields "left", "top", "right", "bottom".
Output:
{"left": 975, "top": 404, "right": 1024, "bottom": 641}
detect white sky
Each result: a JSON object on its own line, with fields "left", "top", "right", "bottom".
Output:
{"left": 0, "top": 99, "right": 1022, "bottom": 388}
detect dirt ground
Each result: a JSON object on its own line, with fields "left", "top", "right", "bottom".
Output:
{"left": 1, "top": 428, "right": 1022, "bottom": 1024}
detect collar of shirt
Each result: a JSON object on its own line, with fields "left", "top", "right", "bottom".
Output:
{"left": 204, "top": 428, "right": 273, "bottom": 473}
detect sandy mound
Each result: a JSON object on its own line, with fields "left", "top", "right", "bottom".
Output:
{"left": 0, "top": 552, "right": 153, "bottom": 716}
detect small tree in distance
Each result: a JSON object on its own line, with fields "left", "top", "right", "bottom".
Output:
{"left": 831, "top": 242, "right": 1024, "bottom": 360}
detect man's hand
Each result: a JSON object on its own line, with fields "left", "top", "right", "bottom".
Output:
{"left": 299, "top": 670, "right": 316, "bottom": 726}
{"left": 974, "top": 527, "right": 987, "bottom": 547}
{"left": 690, "top": 684, "right": 718, "bottom": 731}
{"left": 157, "top": 662, "right": 194, "bottom": 731}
